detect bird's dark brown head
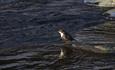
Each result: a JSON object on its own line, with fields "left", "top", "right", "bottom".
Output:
{"left": 58, "top": 29, "right": 65, "bottom": 33}
{"left": 58, "top": 28, "right": 74, "bottom": 42}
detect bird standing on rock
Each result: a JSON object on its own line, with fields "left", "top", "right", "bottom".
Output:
{"left": 58, "top": 29, "right": 75, "bottom": 59}
{"left": 58, "top": 29, "right": 74, "bottom": 43}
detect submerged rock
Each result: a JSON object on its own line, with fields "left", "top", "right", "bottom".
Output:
{"left": 74, "top": 21, "right": 115, "bottom": 53}
{"left": 58, "top": 21, "right": 115, "bottom": 57}
{"left": 103, "top": 9, "right": 115, "bottom": 20}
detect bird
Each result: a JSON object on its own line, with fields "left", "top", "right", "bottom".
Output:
{"left": 58, "top": 29, "right": 75, "bottom": 59}
{"left": 57, "top": 28, "right": 115, "bottom": 59}
{"left": 58, "top": 29, "right": 74, "bottom": 43}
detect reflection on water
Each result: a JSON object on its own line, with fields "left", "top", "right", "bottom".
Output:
{"left": 0, "top": 44, "right": 115, "bottom": 70}
{"left": 0, "top": 0, "right": 115, "bottom": 70}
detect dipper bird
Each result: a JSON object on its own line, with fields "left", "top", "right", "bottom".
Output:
{"left": 58, "top": 29, "right": 76, "bottom": 59}
{"left": 57, "top": 28, "right": 115, "bottom": 59}
{"left": 58, "top": 29, "right": 74, "bottom": 43}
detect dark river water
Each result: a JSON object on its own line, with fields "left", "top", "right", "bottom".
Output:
{"left": 0, "top": 0, "right": 104, "bottom": 47}
{"left": 0, "top": 0, "right": 115, "bottom": 70}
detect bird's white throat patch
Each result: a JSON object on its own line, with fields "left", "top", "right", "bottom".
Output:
{"left": 59, "top": 31, "right": 64, "bottom": 38}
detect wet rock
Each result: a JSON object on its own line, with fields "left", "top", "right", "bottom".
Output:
{"left": 74, "top": 21, "right": 115, "bottom": 54}
{"left": 103, "top": 9, "right": 115, "bottom": 20}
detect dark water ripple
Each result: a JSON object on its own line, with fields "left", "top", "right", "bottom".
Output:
{"left": 0, "top": 45, "right": 115, "bottom": 70}
{"left": 0, "top": 0, "right": 105, "bottom": 47}
{"left": 0, "top": 0, "right": 115, "bottom": 70}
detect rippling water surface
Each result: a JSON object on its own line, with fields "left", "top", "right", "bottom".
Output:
{"left": 0, "top": 0, "right": 115, "bottom": 70}
{"left": 0, "top": 0, "right": 104, "bottom": 47}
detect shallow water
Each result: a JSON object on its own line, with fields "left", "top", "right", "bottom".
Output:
{"left": 0, "top": 0, "right": 115, "bottom": 70}
{"left": 0, "top": 44, "right": 115, "bottom": 70}
{"left": 0, "top": 0, "right": 104, "bottom": 47}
